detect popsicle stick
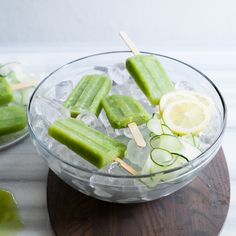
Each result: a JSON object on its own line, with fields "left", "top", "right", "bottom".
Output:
{"left": 114, "top": 157, "right": 138, "bottom": 176}
{"left": 11, "top": 80, "right": 37, "bottom": 91}
{"left": 119, "top": 31, "right": 147, "bottom": 148}
{"left": 119, "top": 31, "right": 139, "bottom": 55}
{"left": 128, "top": 122, "right": 146, "bottom": 147}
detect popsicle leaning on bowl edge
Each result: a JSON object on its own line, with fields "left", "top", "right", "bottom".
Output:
{"left": 0, "top": 75, "right": 37, "bottom": 105}
{"left": 48, "top": 117, "right": 138, "bottom": 175}
{"left": 102, "top": 94, "right": 149, "bottom": 147}
{"left": 0, "top": 106, "right": 27, "bottom": 136}
{"left": 64, "top": 74, "right": 112, "bottom": 117}
{"left": 119, "top": 32, "right": 174, "bottom": 105}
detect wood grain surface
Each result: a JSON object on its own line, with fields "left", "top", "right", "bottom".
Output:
{"left": 47, "top": 148, "right": 230, "bottom": 236}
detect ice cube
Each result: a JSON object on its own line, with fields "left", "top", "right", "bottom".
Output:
{"left": 48, "top": 137, "right": 96, "bottom": 171}
{"left": 76, "top": 111, "right": 105, "bottom": 132}
{"left": 199, "top": 112, "right": 221, "bottom": 150}
{"left": 50, "top": 142, "right": 71, "bottom": 160}
{"left": 125, "top": 139, "right": 150, "bottom": 169}
{"left": 41, "top": 85, "right": 56, "bottom": 100}
{"left": 110, "top": 84, "right": 124, "bottom": 94}
{"left": 98, "top": 111, "right": 117, "bottom": 137}
{"left": 105, "top": 126, "right": 116, "bottom": 138}
{"left": 122, "top": 128, "right": 133, "bottom": 139}
{"left": 128, "top": 80, "right": 146, "bottom": 100}
{"left": 90, "top": 162, "right": 142, "bottom": 201}
{"left": 114, "top": 135, "right": 130, "bottom": 146}
{"left": 34, "top": 96, "right": 70, "bottom": 124}
{"left": 198, "top": 133, "right": 213, "bottom": 150}
{"left": 108, "top": 63, "right": 130, "bottom": 85}
{"left": 175, "top": 81, "right": 194, "bottom": 90}
{"left": 114, "top": 128, "right": 133, "bottom": 139}
{"left": 94, "top": 66, "right": 108, "bottom": 73}
{"left": 90, "top": 163, "right": 125, "bottom": 193}
{"left": 199, "top": 129, "right": 217, "bottom": 150}
{"left": 139, "top": 99, "right": 156, "bottom": 115}
{"left": 115, "top": 62, "right": 125, "bottom": 71}
{"left": 55, "top": 80, "right": 73, "bottom": 102}
{"left": 99, "top": 110, "right": 110, "bottom": 127}
{"left": 111, "top": 80, "right": 146, "bottom": 102}
{"left": 31, "top": 115, "right": 48, "bottom": 138}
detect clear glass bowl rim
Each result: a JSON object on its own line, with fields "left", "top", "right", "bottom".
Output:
{"left": 27, "top": 50, "right": 227, "bottom": 179}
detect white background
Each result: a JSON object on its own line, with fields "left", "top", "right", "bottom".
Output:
{"left": 0, "top": 1, "right": 235, "bottom": 235}
{"left": 0, "top": 0, "right": 235, "bottom": 49}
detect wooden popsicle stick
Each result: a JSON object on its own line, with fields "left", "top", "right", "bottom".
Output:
{"left": 120, "top": 31, "right": 146, "bottom": 148}
{"left": 119, "top": 31, "right": 139, "bottom": 55}
{"left": 114, "top": 157, "right": 138, "bottom": 176}
{"left": 11, "top": 80, "right": 37, "bottom": 91}
{"left": 128, "top": 122, "right": 146, "bottom": 147}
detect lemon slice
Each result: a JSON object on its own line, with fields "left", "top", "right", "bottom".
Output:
{"left": 160, "top": 90, "right": 198, "bottom": 113}
{"left": 160, "top": 90, "right": 215, "bottom": 113}
{"left": 162, "top": 100, "right": 211, "bottom": 135}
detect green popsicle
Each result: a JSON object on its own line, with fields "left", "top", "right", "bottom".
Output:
{"left": 48, "top": 118, "right": 126, "bottom": 168}
{"left": 0, "top": 106, "right": 27, "bottom": 136}
{"left": 126, "top": 54, "right": 174, "bottom": 105}
{"left": 0, "top": 76, "right": 13, "bottom": 105}
{"left": 0, "top": 189, "right": 23, "bottom": 235}
{"left": 64, "top": 74, "right": 112, "bottom": 117}
{"left": 102, "top": 94, "right": 150, "bottom": 129}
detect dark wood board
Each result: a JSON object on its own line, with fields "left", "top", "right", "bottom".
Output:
{"left": 47, "top": 148, "right": 230, "bottom": 236}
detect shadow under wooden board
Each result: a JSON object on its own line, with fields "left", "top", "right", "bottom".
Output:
{"left": 47, "top": 148, "right": 230, "bottom": 236}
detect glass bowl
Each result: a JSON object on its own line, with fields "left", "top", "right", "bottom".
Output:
{"left": 27, "top": 51, "right": 227, "bottom": 203}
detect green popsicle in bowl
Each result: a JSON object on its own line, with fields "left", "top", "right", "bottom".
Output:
{"left": 126, "top": 54, "right": 174, "bottom": 105}
{"left": 48, "top": 117, "right": 134, "bottom": 171}
{"left": 64, "top": 74, "right": 112, "bottom": 117}
{"left": 102, "top": 94, "right": 150, "bottom": 147}
{"left": 120, "top": 31, "right": 174, "bottom": 105}
{"left": 102, "top": 94, "right": 149, "bottom": 128}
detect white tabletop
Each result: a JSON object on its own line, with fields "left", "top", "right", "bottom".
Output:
{"left": 0, "top": 46, "right": 235, "bottom": 236}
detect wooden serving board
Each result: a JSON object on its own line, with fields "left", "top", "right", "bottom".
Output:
{"left": 47, "top": 148, "right": 230, "bottom": 236}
